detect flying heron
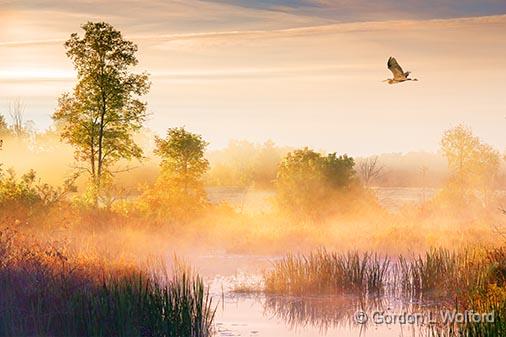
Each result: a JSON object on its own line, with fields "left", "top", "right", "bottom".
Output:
{"left": 384, "top": 57, "right": 418, "bottom": 84}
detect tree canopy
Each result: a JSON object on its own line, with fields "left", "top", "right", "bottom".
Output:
{"left": 52, "top": 22, "right": 150, "bottom": 203}
{"left": 441, "top": 124, "right": 500, "bottom": 205}
{"left": 0, "top": 114, "right": 9, "bottom": 136}
{"left": 155, "top": 127, "right": 209, "bottom": 185}
{"left": 276, "top": 147, "right": 356, "bottom": 222}
{"left": 141, "top": 128, "right": 209, "bottom": 220}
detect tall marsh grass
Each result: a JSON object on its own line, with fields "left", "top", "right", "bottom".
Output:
{"left": 265, "top": 248, "right": 506, "bottom": 336}
{"left": 0, "top": 228, "right": 216, "bottom": 337}
{"left": 398, "top": 248, "right": 490, "bottom": 301}
{"left": 430, "top": 284, "right": 506, "bottom": 337}
{"left": 266, "top": 248, "right": 506, "bottom": 299}
{"left": 264, "top": 249, "right": 390, "bottom": 295}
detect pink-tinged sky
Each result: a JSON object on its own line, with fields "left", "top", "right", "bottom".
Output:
{"left": 0, "top": 1, "right": 505, "bottom": 155}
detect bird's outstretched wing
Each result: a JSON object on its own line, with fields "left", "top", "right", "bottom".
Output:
{"left": 387, "top": 57, "right": 407, "bottom": 81}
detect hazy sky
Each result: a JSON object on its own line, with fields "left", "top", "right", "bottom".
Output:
{"left": 1, "top": 1, "right": 506, "bottom": 155}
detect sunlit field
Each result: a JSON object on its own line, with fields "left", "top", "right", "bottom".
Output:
{"left": 2, "top": 3, "right": 506, "bottom": 336}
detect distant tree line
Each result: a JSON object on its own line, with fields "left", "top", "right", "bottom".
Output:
{"left": 2, "top": 21, "right": 505, "bottom": 226}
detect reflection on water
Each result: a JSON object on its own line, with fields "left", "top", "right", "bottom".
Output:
{"left": 264, "top": 294, "right": 383, "bottom": 332}
{"left": 214, "top": 291, "right": 451, "bottom": 337}
{"left": 189, "top": 254, "right": 455, "bottom": 337}
{"left": 264, "top": 294, "right": 453, "bottom": 334}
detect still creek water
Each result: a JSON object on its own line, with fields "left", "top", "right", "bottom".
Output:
{"left": 193, "top": 188, "right": 468, "bottom": 336}
{"left": 189, "top": 254, "right": 447, "bottom": 337}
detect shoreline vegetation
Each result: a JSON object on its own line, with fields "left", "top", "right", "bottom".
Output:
{"left": 262, "top": 248, "right": 506, "bottom": 336}
{"left": 0, "top": 229, "right": 216, "bottom": 337}
{"left": 264, "top": 248, "right": 505, "bottom": 300}
{"left": 2, "top": 230, "right": 505, "bottom": 336}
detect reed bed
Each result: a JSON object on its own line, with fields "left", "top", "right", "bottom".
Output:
{"left": 429, "top": 285, "right": 506, "bottom": 337}
{"left": 0, "top": 229, "right": 216, "bottom": 337}
{"left": 266, "top": 248, "right": 506, "bottom": 299}
{"left": 265, "top": 248, "right": 506, "bottom": 336}
{"left": 264, "top": 249, "right": 390, "bottom": 295}
{"left": 397, "top": 248, "right": 491, "bottom": 301}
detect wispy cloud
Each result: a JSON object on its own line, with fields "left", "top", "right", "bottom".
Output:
{"left": 3, "top": 14, "right": 505, "bottom": 49}
{"left": 203, "top": 0, "right": 506, "bottom": 21}
{"left": 0, "top": 38, "right": 64, "bottom": 47}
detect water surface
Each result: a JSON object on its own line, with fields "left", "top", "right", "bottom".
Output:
{"left": 190, "top": 254, "right": 444, "bottom": 337}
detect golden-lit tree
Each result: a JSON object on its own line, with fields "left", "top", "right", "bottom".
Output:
{"left": 0, "top": 114, "right": 7, "bottom": 152}
{"left": 472, "top": 143, "right": 500, "bottom": 204}
{"left": 53, "top": 22, "right": 150, "bottom": 204}
{"left": 155, "top": 127, "right": 209, "bottom": 194}
{"left": 441, "top": 125, "right": 479, "bottom": 187}
{"left": 276, "top": 148, "right": 355, "bottom": 222}
{"left": 441, "top": 124, "right": 500, "bottom": 205}
{"left": 142, "top": 127, "right": 209, "bottom": 220}
{"left": 0, "top": 114, "right": 9, "bottom": 137}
